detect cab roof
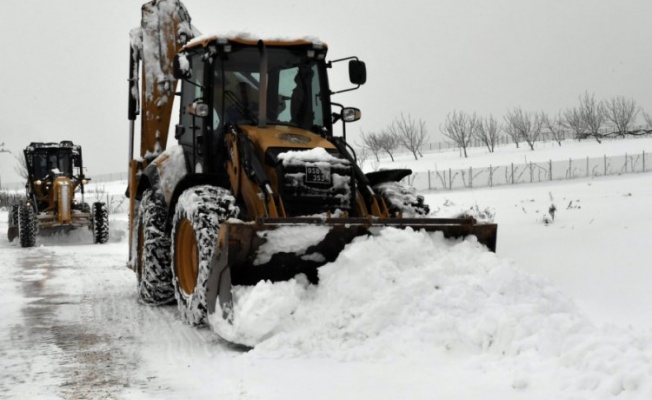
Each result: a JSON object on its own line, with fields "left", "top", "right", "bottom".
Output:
{"left": 182, "top": 33, "right": 327, "bottom": 52}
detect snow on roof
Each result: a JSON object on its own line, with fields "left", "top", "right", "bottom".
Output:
{"left": 185, "top": 31, "right": 326, "bottom": 50}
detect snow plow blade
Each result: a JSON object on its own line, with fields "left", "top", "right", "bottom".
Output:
{"left": 206, "top": 217, "right": 497, "bottom": 316}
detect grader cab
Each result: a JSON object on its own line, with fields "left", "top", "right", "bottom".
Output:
{"left": 7, "top": 141, "right": 109, "bottom": 247}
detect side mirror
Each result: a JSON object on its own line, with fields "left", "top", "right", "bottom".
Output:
{"left": 173, "top": 53, "right": 192, "bottom": 80}
{"left": 342, "top": 107, "right": 361, "bottom": 123}
{"left": 349, "top": 60, "right": 366, "bottom": 85}
{"left": 329, "top": 57, "right": 367, "bottom": 95}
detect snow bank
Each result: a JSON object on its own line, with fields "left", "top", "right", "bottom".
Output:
{"left": 216, "top": 227, "right": 652, "bottom": 397}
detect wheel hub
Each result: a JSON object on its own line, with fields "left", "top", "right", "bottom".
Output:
{"left": 176, "top": 218, "right": 199, "bottom": 295}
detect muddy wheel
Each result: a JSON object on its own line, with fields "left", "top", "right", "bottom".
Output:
{"left": 18, "top": 205, "right": 36, "bottom": 248}
{"left": 8, "top": 205, "right": 19, "bottom": 242}
{"left": 91, "top": 202, "right": 109, "bottom": 244}
{"left": 171, "top": 185, "right": 237, "bottom": 326}
{"left": 374, "top": 181, "right": 430, "bottom": 217}
{"left": 135, "top": 190, "right": 174, "bottom": 305}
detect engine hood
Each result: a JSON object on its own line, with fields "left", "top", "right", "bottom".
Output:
{"left": 239, "top": 125, "right": 336, "bottom": 156}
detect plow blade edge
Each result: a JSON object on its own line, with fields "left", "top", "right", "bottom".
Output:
{"left": 206, "top": 217, "right": 497, "bottom": 315}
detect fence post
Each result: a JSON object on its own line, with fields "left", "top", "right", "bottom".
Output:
{"left": 644, "top": 151, "right": 646, "bottom": 172}
{"left": 549, "top": 159, "right": 552, "bottom": 181}
{"left": 448, "top": 168, "right": 452, "bottom": 190}
{"left": 586, "top": 156, "right": 589, "bottom": 177}
{"left": 530, "top": 162, "right": 533, "bottom": 183}
{"left": 625, "top": 153, "right": 628, "bottom": 173}
{"left": 469, "top": 166, "right": 473, "bottom": 188}
{"left": 568, "top": 158, "right": 572, "bottom": 179}
{"left": 511, "top": 163, "right": 514, "bottom": 184}
{"left": 428, "top": 170, "right": 431, "bottom": 190}
{"left": 490, "top": 165, "right": 493, "bottom": 187}
{"left": 604, "top": 154, "right": 607, "bottom": 176}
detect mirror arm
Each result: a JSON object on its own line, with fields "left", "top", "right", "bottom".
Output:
{"left": 331, "top": 84, "right": 361, "bottom": 96}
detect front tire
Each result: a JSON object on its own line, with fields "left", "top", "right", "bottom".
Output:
{"left": 8, "top": 205, "right": 19, "bottom": 242}
{"left": 135, "top": 190, "right": 175, "bottom": 305}
{"left": 18, "top": 205, "right": 36, "bottom": 248}
{"left": 91, "top": 202, "right": 109, "bottom": 244}
{"left": 171, "top": 185, "right": 238, "bottom": 326}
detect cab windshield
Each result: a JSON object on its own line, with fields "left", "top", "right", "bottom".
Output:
{"left": 212, "top": 47, "right": 326, "bottom": 130}
{"left": 32, "top": 149, "right": 73, "bottom": 179}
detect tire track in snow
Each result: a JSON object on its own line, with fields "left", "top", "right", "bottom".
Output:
{"left": 0, "top": 245, "right": 143, "bottom": 399}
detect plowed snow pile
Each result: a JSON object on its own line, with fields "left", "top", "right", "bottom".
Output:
{"left": 211, "top": 227, "right": 652, "bottom": 397}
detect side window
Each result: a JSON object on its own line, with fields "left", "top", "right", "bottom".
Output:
{"left": 275, "top": 64, "right": 323, "bottom": 128}
{"left": 34, "top": 153, "right": 47, "bottom": 179}
{"left": 221, "top": 71, "right": 260, "bottom": 125}
{"left": 178, "top": 54, "right": 205, "bottom": 146}
{"left": 310, "top": 64, "right": 323, "bottom": 125}
{"left": 276, "top": 67, "right": 297, "bottom": 123}
{"left": 58, "top": 150, "right": 71, "bottom": 175}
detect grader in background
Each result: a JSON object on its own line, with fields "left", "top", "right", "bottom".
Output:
{"left": 7, "top": 141, "right": 109, "bottom": 247}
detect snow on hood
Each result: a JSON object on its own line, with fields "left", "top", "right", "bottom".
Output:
{"left": 277, "top": 147, "right": 347, "bottom": 166}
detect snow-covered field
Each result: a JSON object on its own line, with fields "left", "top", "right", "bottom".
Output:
{"left": 1, "top": 138, "right": 652, "bottom": 399}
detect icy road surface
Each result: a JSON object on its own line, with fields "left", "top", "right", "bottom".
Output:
{"left": 3, "top": 164, "right": 652, "bottom": 400}
{"left": 0, "top": 223, "right": 247, "bottom": 399}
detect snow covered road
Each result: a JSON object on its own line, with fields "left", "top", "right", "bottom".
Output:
{"left": 1, "top": 240, "right": 138, "bottom": 398}
{"left": 2, "top": 171, "right": 652, "bottom": 399}
{"left": 0, "top": 227, "right": 235, "bottom": 399}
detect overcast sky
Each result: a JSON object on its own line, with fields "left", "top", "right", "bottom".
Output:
{"left": 1, "top": 0, "right": 651, "bottom": 185}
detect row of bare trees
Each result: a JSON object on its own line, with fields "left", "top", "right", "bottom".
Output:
{"left": 440, "top": 92, "right": 651, "bottom": 157}
{"left": 359, "top": 113, "right": 428, "bottom": 161}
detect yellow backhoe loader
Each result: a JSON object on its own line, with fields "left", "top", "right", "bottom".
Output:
{"left": 7, "top": 141, "right": 109, "bottom": 247}
{"left": 127, "top": 0, "right": 497, "bottom": 342}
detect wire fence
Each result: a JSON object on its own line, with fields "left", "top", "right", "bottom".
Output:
{"left": 407, "top": 151, "right": 649, "bottom": 191}
{"left": 2, "top": 135, "right": 650, "bottom": 194}
{"left": 89, "top": 171, "right": 129, "bottom": 184}
{"left": 85, "top": 151, "right": 649, "bottom": 193}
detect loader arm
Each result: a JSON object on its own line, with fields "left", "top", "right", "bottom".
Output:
{"left": 127, "top": 0, "right": 197, "bottom": 260}
{"left": 129, "top": 0, "right": 196, "bottom": 159}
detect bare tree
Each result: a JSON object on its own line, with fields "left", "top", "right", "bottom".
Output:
{"left": 475, "top": 114, "right": 500, "bottom": 153}
{"left": 643, "top": 110, "right": 652, "bottom": 129}
{"left": 440, "top": 110, "right": 476, "bottom": 158}
{"left": 355, "top": 147, "right": 370, "bottom": 169}
{"left": 389, "top": 113, "right": 428, "bottom": 160}
{"left": 579, "top": 91, "right": 606, "bottom": 143}
{"left": 359, "top": 130, "right": 383, "bottom": 162}
{"left": 504, "top": 107, "right": 544, "bottom": 150}
{"left": 13, "top": 151, "right": 28, "bottom": 180}
{"left": 543, "top": 112, "right": 566, "bottom": 146}
{"left": 502, "top": 114, "right": 521, "bottom": 148}
{"left": 604, "top": 96, "right": 638, "bottom": 137}
{"left": 377, "top": 130, "right": 400, "bottom": 161}
{"left": 562, "top": 106, "right": 588, "bottom": 140}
